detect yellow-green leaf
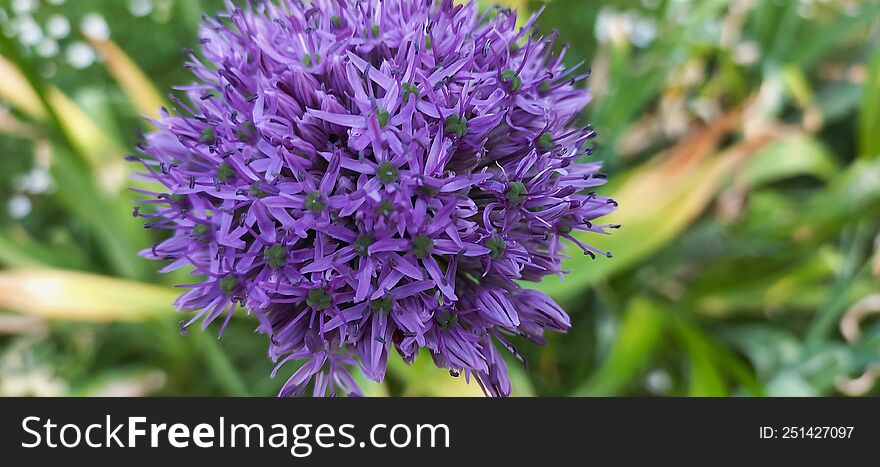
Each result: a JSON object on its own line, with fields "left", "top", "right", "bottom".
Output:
{"left": 0, "top": 269, "right": 176, "bottom": 322}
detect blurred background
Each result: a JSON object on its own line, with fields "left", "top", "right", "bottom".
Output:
{"left": 0, "top": 0, "right": 878, "bottom": 397}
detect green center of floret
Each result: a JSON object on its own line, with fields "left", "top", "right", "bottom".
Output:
{"left": 192, "top": 223, "right": 210, "bottom": 238}
{"left": 378, "top": 199, "right": 395, "bottom": 216}
{"left": 307, "top": 288, "right": 331, "bottom": 310}
{"left": 171, "top": 194, "right": 188, "bottom": 203}
{"left": 263, "top": 244, "right": 287, "bottom": 269}
{"left": 506, "top": 181, "right": 528, "bottom": 204}
{"left": 236, "top": 121, "right": 256, "bottom": 141}
{"left": 370, "top": 296, "right": 393, "bottom": 315}
{"left": 444, "top": 114, "right": 468, "bottom": 138}
{"left": 437, "top": 309, "right": 458, "bottom": 331}
{"left": 402, "top": 82, "right": 419, "bottom": 103}
{"left": 376, "top": 109, "right": 390, "bottom": 128}
{"left": 199, "top": 127, "right": 215, "bottom": 143}
{"left": 486, "top": 235, "right": 506, "bottom": 259}
{"left": 219, "top": 275, "right": 238, "bottom": 296}
{"left": 216, "top": 162, "right": 235, "bottom": 182}
{"left": 330, "top": 15, "right": 341, "bottom": 28}
{"left": 354, "top": 234, "right": 374, "bottom": 257}
{"left": 250, "top": 182, "right": 267, "bottom": 198}
{"left": 501, "top": 69, "right": 522, "bottom": 92}
{"left": 418, "top": 185, "right": 439, "bottom": 197}
{"left": 537, "top": 131, "right": 555, "bottom": 148}
{"left": 305, "top": 191, "right": 326, "bottom": 213}
{"left": 371, "top": 24, "right": 380, "bottom": 38}
{"left": 412, "top": 235, "right": 434, "bottom": 259}
{"left": 376, "top": 161, "right": 399, "bottom": 184}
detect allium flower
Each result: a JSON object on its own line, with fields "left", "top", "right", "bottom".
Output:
{"left": 133, "top": 0, "right": 617, "bottom": 397}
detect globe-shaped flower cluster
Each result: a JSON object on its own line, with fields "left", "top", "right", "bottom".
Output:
{"left": 134, "top": 0, "right": 617, "bottom": 396}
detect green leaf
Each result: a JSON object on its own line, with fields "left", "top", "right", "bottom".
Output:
{"left": 536, "top": 119, "right": 761, "bottom": 302}
{"left": 89, "top": 37, "right": 168, "bottom": 119}
{"left": 671, "top": 320, "right": 728, "bottom": 396}
{"left": 0, "top": 269, "right": 176, "bottom": 322}
{"left": 0, "top": 230, "right": 87, "bottom": 270}
{"left": 572, "top": 298, "right": 665, "bottom": 396}
{"left": 387, "top": 350, "right": 486, "bottom": 396}
{"left": 790, "top": 3, "right": 880, "bottom": 68}
{"left": 51, "top": 147, "right": 151, "bottom": 279}
{"left": 859, "top": 46, "right": 880, "bottom": 159}
{"left": 742, "top": 134, "right": 838, "bottom": 187}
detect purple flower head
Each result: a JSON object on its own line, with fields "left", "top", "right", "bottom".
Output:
{"left": 134, "top": 0, "right": 617, "bottom": 397}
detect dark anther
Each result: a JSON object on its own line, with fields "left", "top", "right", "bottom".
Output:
{"left": 189, "top": 176, "right": 196, "bottom": 189}
{"left": 449, "top": 369, "right": 460, "bottom": 377}
{"left": 178, "top": 320, "right": 189, "bottom": 336}
{"left": 132, "top": 206, "right": 140, "bottom": 217}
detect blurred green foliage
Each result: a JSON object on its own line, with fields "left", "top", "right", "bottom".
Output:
{"left": 0, "top": 0, "right": 878, "bottom": 397}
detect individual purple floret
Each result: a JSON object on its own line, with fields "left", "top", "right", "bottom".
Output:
{"left": 133, "top": 0, "right": 617, "bottom": 397}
